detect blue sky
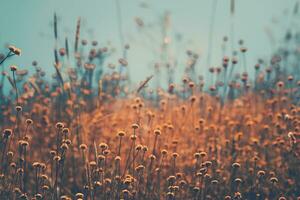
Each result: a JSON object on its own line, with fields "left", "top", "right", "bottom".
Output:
{"left": 0, "top": 0, "right": 297, "bottom": 86}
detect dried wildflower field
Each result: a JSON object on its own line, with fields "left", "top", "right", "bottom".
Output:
{"left": 1, "top": 1, "right": 300, "bottom": 200}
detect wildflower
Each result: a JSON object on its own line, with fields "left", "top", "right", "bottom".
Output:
{"left": 8, "top": 45, "right": 21, "bottom": 56}
{"left": 3, "top": 129, "right": 12, "bottom": 138}
{"left": 10, "top": 65, "right": 18, "bottom": 71}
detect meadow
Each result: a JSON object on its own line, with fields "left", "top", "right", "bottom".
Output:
{"left": 0, "top": 1, "right": 300, "bottom": 200}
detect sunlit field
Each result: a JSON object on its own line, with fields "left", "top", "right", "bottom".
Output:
{"left": 1, "top": 1, "right": 300, "bottom": 200}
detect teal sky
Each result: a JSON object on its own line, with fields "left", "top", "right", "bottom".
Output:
{"left": 0, "top": 0, "right": 297, "bottom": 86}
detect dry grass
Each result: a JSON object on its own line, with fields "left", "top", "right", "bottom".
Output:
{"left": 0, "top": 6, "right": 300, "bottom": 200}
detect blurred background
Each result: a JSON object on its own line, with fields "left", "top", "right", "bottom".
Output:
{"left": 0, "top": 0, "right": 298, "bottom": 87}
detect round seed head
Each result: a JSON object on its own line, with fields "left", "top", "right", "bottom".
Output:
{"left": 75, "top": 193, "right": 84, "bottom": 198}
{"left": 130, "top": 135, "right": 137, "bottom": 140}
{"left": 161, "top": 149, "right": 168, "bottom": 155}
{"left": 15, "top": 106, "right": 22, "bottom": 112}
{"left": 62, "top": 128, "right": 69, "bottom": 134}
{"left": 80, "top": 144, "right": 87, "bottom": 150}
{"left": 99, "top": 142, "right": 108, "bottom": 149}
{"left": 232, "top": 162, "right": 241, "bottom": 169}
{"left": 135, "top": 144, "right": 142, "bottom": 151}
{"left": 172, "top": 152, "right": 179, "bottom": 158}
{"left": 118, "top": 131, "right": 125, "bottom": 137}
{"left": 3, "top": 129, "right": 12, "bottom": 138}
{"left": 142, "top": 146, "right": 148, "bottom": 152}
{"left": 26, "top": 119, "right": 33, "bottom": 125}
{"left": 10, "top": 65, "right": 18, "bottom": 71}
{"left": 53, "top": 156, "right": 61, "bottom": 162}
{"left": 270, "top": 177, "right": 278, "bottom": 183}
{"left": 35, "top": 194, "right": 43, "bottom": 199}
{"left": 60, "top": 143, "right": 69, "bottom": 150}
{"left": 55, "top": 122, "right": 64, "bottom": 129}
{"left": 154, "top": 129, "right": 161, "bottom": 136}
{"left": 131, "top": 123, "right": 139, "bottom": 129}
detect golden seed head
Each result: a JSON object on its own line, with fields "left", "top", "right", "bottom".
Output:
{"left": 200, "top": 151, "right": 207, "bottom": 157}
{"left": 19, "top": 193, "right": 28, "bottom": 200}
{"left": 204, "top": 161, "right": 212, "bottom": 167}
{"left": 60, "top": 143, "right": 69, "bottom": 150}
{"left": 103, "top": 149, "right": 110, "bottom": 155}
{"left": 194, "top": 152, "right": 201, "bottom": 159}
{"left": 35, "top": 194, "right": 43, "bottom": 199}
{"left": 94, "top": 181, "right": 102, "bottom": 187}
{"left": 64, "top": 139, "right": 72, "bottom": 145}
{"left": 257, "top": 170, "right": 266, "bottom": 177}
{"left": 97, "top": 155, "right": 105, "bottom": 161}
{"left": 7, "top": 151, "right": 13, "bottom": 158}
{"left": 62, "top": 128, "right": 69, "bottom": 134}
{"left": 42, "top": 185, "right": 49, "bottom": 190}
{"left": 14, "top": 187, "right": 21, "bottom": 194}
{"left": 167, "top": 175, "right": 176, "bottom": 183}
{"left": 173, "top": 185, "right": 179, "bottom": 191}
{"left": 161, "top": 149, "right": 168, "bottom": 155}
{"left": 15, "top": 106, "right": 22, "bottom": 112}
{"left": 123, "top": 178, "right": 131, "bottom": 185}
{"left": 190, "top": 95, "right": 197, "bottom": 103}
{"left": 114, "top": 156, "right": 121, "bottom": 162}
{"left": 3, "top": 129, "right": 12, "bottom": 138}
{"left": 50, "top": 150, "right": 56, "bottom": 156}
{"left": 25, "top": 118, "right": 33, "bottom": 125}
{"left": 130, "top": 135, "right": 137, "bottom": 140}
{"left": 253, "top": 156, "right": 259, "bottom": 161}
{"left": 234, "top": 178, "right": 242, "bottom": 184}
{"left": 135, "top": 165, "right": 145, "bottom": 172}
{"left": 104, "top": 178, "right": 111, "bottom": 184}
{"left": 17, "top": 168, "right": 24, "bottom": 174}
{"left": 32, "top": 162, "right": 41, "bottom": 168}
{"left": 193, "top": 186, "right": 200, "bottom": 193}
{"left": 176, "top": 173, "right": 182, "bottom": 179}
{"left": 89, "top": 161, "right": 97, "bottom": 167}
{"left": 53, "top": 156, "right": 61, "bottom": 162}
{"left": 41, "top": 174, "right": 48, "bottom": 180}
{"left": 149, "top": 154, "right": 156, "bottom": 160}
{"left": 154, "top": 129, "right": 161, "bottom": 136}
{"left": 179, "top": 180, "right": 186, "bottom": 186}
{"left": 224, "top": 196, "right": 232, "bottom": 200}
{"left": 188, "top": 81, "right": 195, "bottom": 88}
{"left": 172, "top": 152, "right": 179, "bottom": 158}
{"left": 232, "top": 162, "right": 241, "bottom": 169}
{"left": 117, "top": 131, "right": 125, "bottom": 137}
{"left": 234, "top": 192, "right": 242, "bottom": 198}
{"left": 131, "top": 123, "right": 139, "bottom": 129}
{"left": 270, "top": 177, "right": 278, "bottom": 183}
{"left": 135, "top": 144, "right": 142, "bottom": 151}
{"left": 279, "top": 197, "right": 287, "bottom": 200}
{"left": 166, "top": 192, "right": 175, "bottom": 198}
{"left": 8, "top": 45, "right": 21, "bottom": 55}
{"left": 10, "top": 162, "right": 16, "bottom": 168}
{"left": 80, "top": 144, "right": 88, "bottom": 150}
{"left": 55, "top": 122, "right": 64, "bottom": 129}
{"left": 122, "top": 189, "right": 130, "bottom": 195}
{"left": 204, "top": 173, "right": 211, "bottom": 179}
{"left": 142, "top": 146, "right": 148, "bottom": 152}
{"left": 75, "top": 193, "right": 84, "bottom": 198}
{"left": 99, "top": 142, "right": 108, "bottom": 149}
